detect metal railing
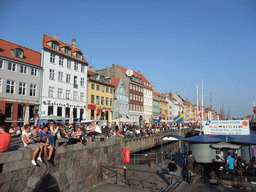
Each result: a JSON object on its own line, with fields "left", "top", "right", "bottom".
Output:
{"left": 129, "top": 151, "right": 168, "bottom": 165}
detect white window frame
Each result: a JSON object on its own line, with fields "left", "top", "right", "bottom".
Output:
{"left": 57, "top": 88, "right": 63, "bottom": 99}
{"left": 81, "top": 65, "right": 85, "bottom": 73}
{"left": 67, "top": 60, "right": 71, "bottom": 69}
{"left": 31, "top": 68, "right": 38, "bottom": 76}
{"left": 73, "top": 91, "right": 78, "bottom": 101}
{"left": 18, "top": 82, "right": 26, "bottom": 96}
{"left": 0, "top": 78, "right": 2, "bottom": 93}
{"left": 30, "top": 84, "right": 37, "bottom": 97}
{"left": 0, "top": 60, "right": 3, "bottom": 69}
{"left": 58, "top": 71, "right": 63, "bottom": 82}
{"left": 50, "top": 53, "right": 55, "bottom": 63}
{"left": 130, "top": 84, "right": 132, "bottom": 89}
{"left": 74, "top": 62, "right": 78, "bottom": 71}
{"left": 66, "top": 90, "right": 71, "bottom": 100}
{"left": 6, "top": 80, "right": 15, "bottom": 94}
{"left": 80, "top": 92, "right": 84, "bottom": 102}
{"left": 59, "top": 57, "right": 64, "bottom": 66}
{"left": 49, "top": 69, "right": 55, "bottom": 80}
{"left": 8, "top": 62, "right": 16, "bottom": 72}
{"left": 20, "top": 65, "right": 27, "bottom": 74}
{"left": 49, "top": 86, "right": 54, "bottom": 98}
{"left": 81, "top": 78, "right": 85, "bottom": 87}
{"left": 66, "top": 74, "right": 71, "bottom": 83}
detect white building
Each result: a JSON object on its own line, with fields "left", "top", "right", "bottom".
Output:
{"left": 40, "top": 34, "right": 88, "bottom": 122}
{"left": 166, "top": 97, "right": 180, "bottom": 121}
{"left": 135, "top": 72, "right": 153, "bottom": 126}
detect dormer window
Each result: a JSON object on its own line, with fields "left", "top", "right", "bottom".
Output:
{"left": 76, "top": 52, "right": 82, "bottom": 60}
{"left": 64, "top": 47, "right": 71, "bottom": 56}
{"left": 12, "top": 48, "right": 24, "bottom": 59}
{"left": 51, "top": 41, "right": 59, "bottom": 51}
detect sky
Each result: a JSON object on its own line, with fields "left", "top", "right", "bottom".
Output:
{"left": 0, "top": 0, "right": 255, "bottom": 118}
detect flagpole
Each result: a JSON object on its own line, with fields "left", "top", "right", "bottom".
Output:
{"left": 196, "top": 85, "right": 198, "bottom": 126}
{"left": 201, "top": 79, "right": 204, "bottom": 135}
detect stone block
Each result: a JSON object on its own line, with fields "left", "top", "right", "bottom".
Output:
{"left": 11, "top": 169, "right": 25, "bottom": 181}
{"left": 58, "top": 162, "right": 68, "bottom": 173}
{"left": 10, "top": 178, "right": 27, "bottom": 192}
{"left": 59, "top": 172, "right": 68, "bottom": 187}
{"left": 0, "top": 150, "right": 23, "bottom": 164}
{"left": 34, "top": 164, "right": 47, "bottom": 178}
{"left": 87, "top": 154, "right": 94, "bottom": 164}
{"left": 67, "top": 151, "right": 77, "bottom": 160}
{"left": 48, "top": 164, "right": 59, "bottom": 175}
{"left": 85, "top": 174, "right": 96, "bottom": 188}
{"left": 27, "top": 175, "right": 41, "bottom": 189}
{"left": 22, "top": 187, "right": 34, "bottom": 192}
{"left": 55, "top": 145, "right": 67, "bottom": 155}
{"left": 19, "top": 147, "right": 33, "bottom": 160}
{"left": 83, "top": 163, "right": 93, "bottom": 178}
{"left": 0, "top": 171, "right": 11, "bottom": 184}
{"left": 65, "top": 166, "right": 75, "bottom": 182}
{"left": 0, "top": 182, "right": 10, "bottom": 192}
{"left": 52, "top": 171, "right": 60, "bottom": 184}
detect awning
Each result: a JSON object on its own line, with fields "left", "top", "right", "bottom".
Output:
{"left": 184, "top": 135, "right": 222, "bottom": 143}
{"left": 229, "top": 135, "right": 256, "bottom": 145}
{"left": 210, "top": 143, "right": 241, "bottom": 149}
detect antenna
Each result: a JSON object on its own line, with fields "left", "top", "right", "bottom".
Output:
{"left": 90, "top": 55, "right": 92, "bottom": 65}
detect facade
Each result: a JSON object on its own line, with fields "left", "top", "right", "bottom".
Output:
{"left": 154, "top": 92, "right": 168, "bottom": 121}
{"left": 166, "top": 97, "right": 180, "bottom": 121}
{"left": 96, "top": 64, "right": 144, "bottom": 127}
{"left": 0, "top": 39, "right": 42, "bottom": 127}
{"left": 40, "top": 34, "right": 88, "bottom": 122}
{"left": 111, "top": 77, "right": 129, "bottom": 120}
{"left": 87, "top": 70, "right": 115, "bottom": 123}
{"left": 135, "top": 72, "right": 153, "bottom": 126}
{"left": 152, "top": 92, "right": 160, "bottom": 124}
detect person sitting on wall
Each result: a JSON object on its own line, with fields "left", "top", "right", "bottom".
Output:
{"left": 21, "top": 124, "right": 44, "bottom": 166}
{"left": 87, "top": 121, "right": 101, "bottom": 142}
{"left": 0, "top": 125, "right": 11, "bottom": 152}
{"left": 38, "top": 126, "right": 54, "bottom": 165}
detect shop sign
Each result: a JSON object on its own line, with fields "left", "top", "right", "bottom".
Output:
{"left": 43, "top": 100, "right": 86, "bottom": 109}
{"left": 203, "top": 120, "right": 249, "bottom": 135}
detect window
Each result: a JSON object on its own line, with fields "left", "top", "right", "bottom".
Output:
{"left": 64, "top": 47, "right": 71, "bottom": 56}
{"left": 58, "top": 88, "right": 63, "bottom": 98}
{"left": 74, "top": 62, "right": 78, "bottom": 71}
{"left": 101, "top": 97, "right": 104, "bottom": 105}
{"left": 110, "top": 88, "right": 113, "bottom": 94}
{"left": 6, "top": 80, "right": 15, "bottom": 94}
{"left": 8, "top": 62, "right": 16, "bottom": 72}
{"left": 49, "top": 69, "right": 55, "bottom": 80}
{"left": 58, "top": 71, "right": 63, "bottom": 81}
{"left": 50, "top": 53, "right": 55, "bottom": 63}
{"left": 91, "top": 95, "right": 95, "bottom": 104}
{"left": 5, "top": 103, "right": 13, "bottom": 121}
{"left": 66, "top": 90, "right": 71, "bottom": 100}
{"left": 30, "top": 84, "right": 36, "bottom": 96}
{"left": 57, "top": 107, "right": 62, "bottom": 117}
{"left": 52, "top": 42, "right": 59, "bottom": 51}
{"left": 130, "top": 84, "right": 132, "bottom": 89}
{"left": 76, "top": 52, "right": 82, "bottom": 60}
{"left": 106, "top": 87, "right": 109, "bottom": 93}
{"left": 81, "top": 65, "right": 85, "bottom": 73}
{"left": 65, "top": 107, "right": 70, "bottom": 118}
{"left": 13, "top": 48, "right": 23, "bottom": 58}
{"left": 133, "top": 94, "right": 135, "bottom": 101}
{"left": 110, "top": 98, "right": 113, "bottom": 106}
{"left": 20, "top": 66, "right": 27, "bottom": 74}
{"left": 81, "top": 78, "right": 85, "bottom": 87}
{"left": 101, "top": 86, "right": 104, "bottom": 92}
{"left": 48, "top": 106, "right": 53, "bottom": 115}
{"left": 80, "top": 92, "right": 84, "bottom": 102}
{"left": 67, "top": 60, "right": 71, "bottom": 69}
{"left": 96, "top": 85, "right": 100, "bottom": 91}
{"left": 0, "top": 60, "right": 3, "bottom": 68}
{"left": 49, "top": 86, "right": 54, "bottom": 97}
{"left": 31, "top": 68, "right": 37, "bottom": 76}
{"left": 96, "top": 96, "right": 100, "bottom": 105}
{"left": 66, "top": 74, "right": 71, "bottom": 83}
{"left": 19, "top": 82, "right": 26, "bottom": 96}
{"left": 133, "top": 85, "right": 135, "bottom": 90}
{"left": 130, "top": 93, "right": 132, "bottom": 100}
{"left": 73, "top": 91, "right": 78, "bottom": 101}
{"left": 74, "top": 76, "right": 78, "bottom": 88}
{"left": 17, "top": 104, "right": 24, "bottom": 121}
{"left": 130, "top": 104, "right": 132, "bottom": 110}
{"left": 91, "top": 84, "right": 95, "bottom": 90}
{"left": 106, "top": 97, "right": 109, "bottom": 106}
{"left": 0, "top": 78, "right": 2, "bottom": 93}
{"left": 59, "top": 57, "right": 63, "bottom": 66}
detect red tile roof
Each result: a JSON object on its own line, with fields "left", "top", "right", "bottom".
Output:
{"left": 111, "top": 77, "right": 121, "bottom": 90}
{"left": 134, "top": 72, "right": 153, "bottom": 90}
{"left": 87, "top": 71, "right": 115, "bottom": 87}
{"left": 116, "top": 65, "right": 143, "bottom": 85}
{"left": 170, "top": 97, "right": 177, "bottom": 102}
{"left": 0, "top": 39, "right": 41, "bottom": 67}
{"left": 42, "top": 34, "right": 88, "bottom": 64}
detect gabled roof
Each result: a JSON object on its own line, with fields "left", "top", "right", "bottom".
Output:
{"left": 134, "top": 72, "right": 153, "bottom": 90}
{"left": 116, "top": 65, "right": 143, "bottom": 85}
{"left": 153, "top": 92, "right": 162, "bottom": 97}
{"left": 0, "top": 39, "right": 41, "bottom": 67}
{"left": 87, "top": 71, "right": 115, "bottom": 87}
{"left": 170, "top": 97, "right": 177, "bottom": 102}
{"left": 111, "top": 77, "right": 121, "bottom": 90}
{"left": 42, "top": 34, "right": 88, "bottom": 64}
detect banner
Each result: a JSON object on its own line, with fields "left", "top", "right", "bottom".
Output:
{"left": 203, "top": 120, "right": 249, "bottom": 135}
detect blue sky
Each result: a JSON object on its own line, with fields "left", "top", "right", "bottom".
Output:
{"left": 1, "top": 0, "right": 255, "bottom": 118}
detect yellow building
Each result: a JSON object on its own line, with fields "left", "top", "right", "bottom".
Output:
{"left": 87, "top": 71, "right": 115, "bottom": 123}
{"left": 154, "top": 92, "right": 168, "bottom": 121}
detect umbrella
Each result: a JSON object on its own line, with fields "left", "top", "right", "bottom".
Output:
{"left": 69, "top": 109, "right": 74, "bottom": 124}
{"left": 39, "top": 114, "right": 69, "bottom": 121}
{"left": 23, "top": 106, "right": 30, "bottom": 125}
{"left": 161, "top": 134, "right": 184, "bottom": 141}
{"left": 112, "top": 118, "right": 134, "bottom": 123}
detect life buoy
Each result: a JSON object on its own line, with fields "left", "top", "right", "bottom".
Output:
{"left": 123, "top": 148, "right": 130, "bottom": 164}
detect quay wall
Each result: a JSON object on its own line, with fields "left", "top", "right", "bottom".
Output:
{"left": 0, "top": 138, "right": 123, "bottom": 192}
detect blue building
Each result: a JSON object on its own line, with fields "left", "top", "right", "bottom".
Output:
{"left": 111, "top": 77, "right": 129, "bottom": 120}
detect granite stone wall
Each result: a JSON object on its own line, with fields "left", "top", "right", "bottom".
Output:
{"left": 0, "top": 138, "right": 123, "bottom": 192}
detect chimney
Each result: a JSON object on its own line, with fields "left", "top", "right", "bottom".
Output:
{"left": 152, "top": 86, "right": 155, "bottom": 91}
{"left": 89, "top": 66, "right": 95, "bottom": 72}
{"left": 112, "top": 64, "right": 115, "bottom": 69}
{"left": 71, "top": 38, "right": 77, "bottom": 48}
{"left": 137, "top": 71, "right": 140, "bottom": 74}
{"left": 53, "top": 34, "right": 59, "bottom": 40}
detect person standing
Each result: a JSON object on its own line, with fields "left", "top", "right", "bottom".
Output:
{"left": 186, "top": 151, "right": 196, "bottom": 184}
{"left": 0, "top": 125, "right": 11, "bottom": 152}
{"left": 168, "top": 158, "right": 178, "bottom": 185}
{"left": 227, "top": 152, "right": 235, "bottom": 181}
{"left": 0, "top": 110, "right": 5, "bottom": 126}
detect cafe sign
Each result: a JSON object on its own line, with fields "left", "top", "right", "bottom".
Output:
{"left": 43, "top": 100, "right": 86, "bottom": 109}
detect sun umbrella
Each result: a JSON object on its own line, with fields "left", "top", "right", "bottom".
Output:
{"left": 23, "top": 106, "right": 30, "bottom": 125}
{"left": 69, "top": 109, "right": 74, "bottom": 124}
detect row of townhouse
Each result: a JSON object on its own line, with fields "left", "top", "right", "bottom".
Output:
{"left": 0, "top": 34, "right": 218, "bottom": 127}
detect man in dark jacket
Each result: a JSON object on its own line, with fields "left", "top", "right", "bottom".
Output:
{"left": 168, "top": 158, "right": 177, "bottom": 185}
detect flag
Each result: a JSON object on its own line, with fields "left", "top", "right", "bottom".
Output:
{"left": 157, "top": 112, "right": 162, "bottom": 127}
{"left": 196, "top": 106, "right": 202, "bottom": 126}
{"left": 174, "top": 110, "right": 184, "bottom": 124}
